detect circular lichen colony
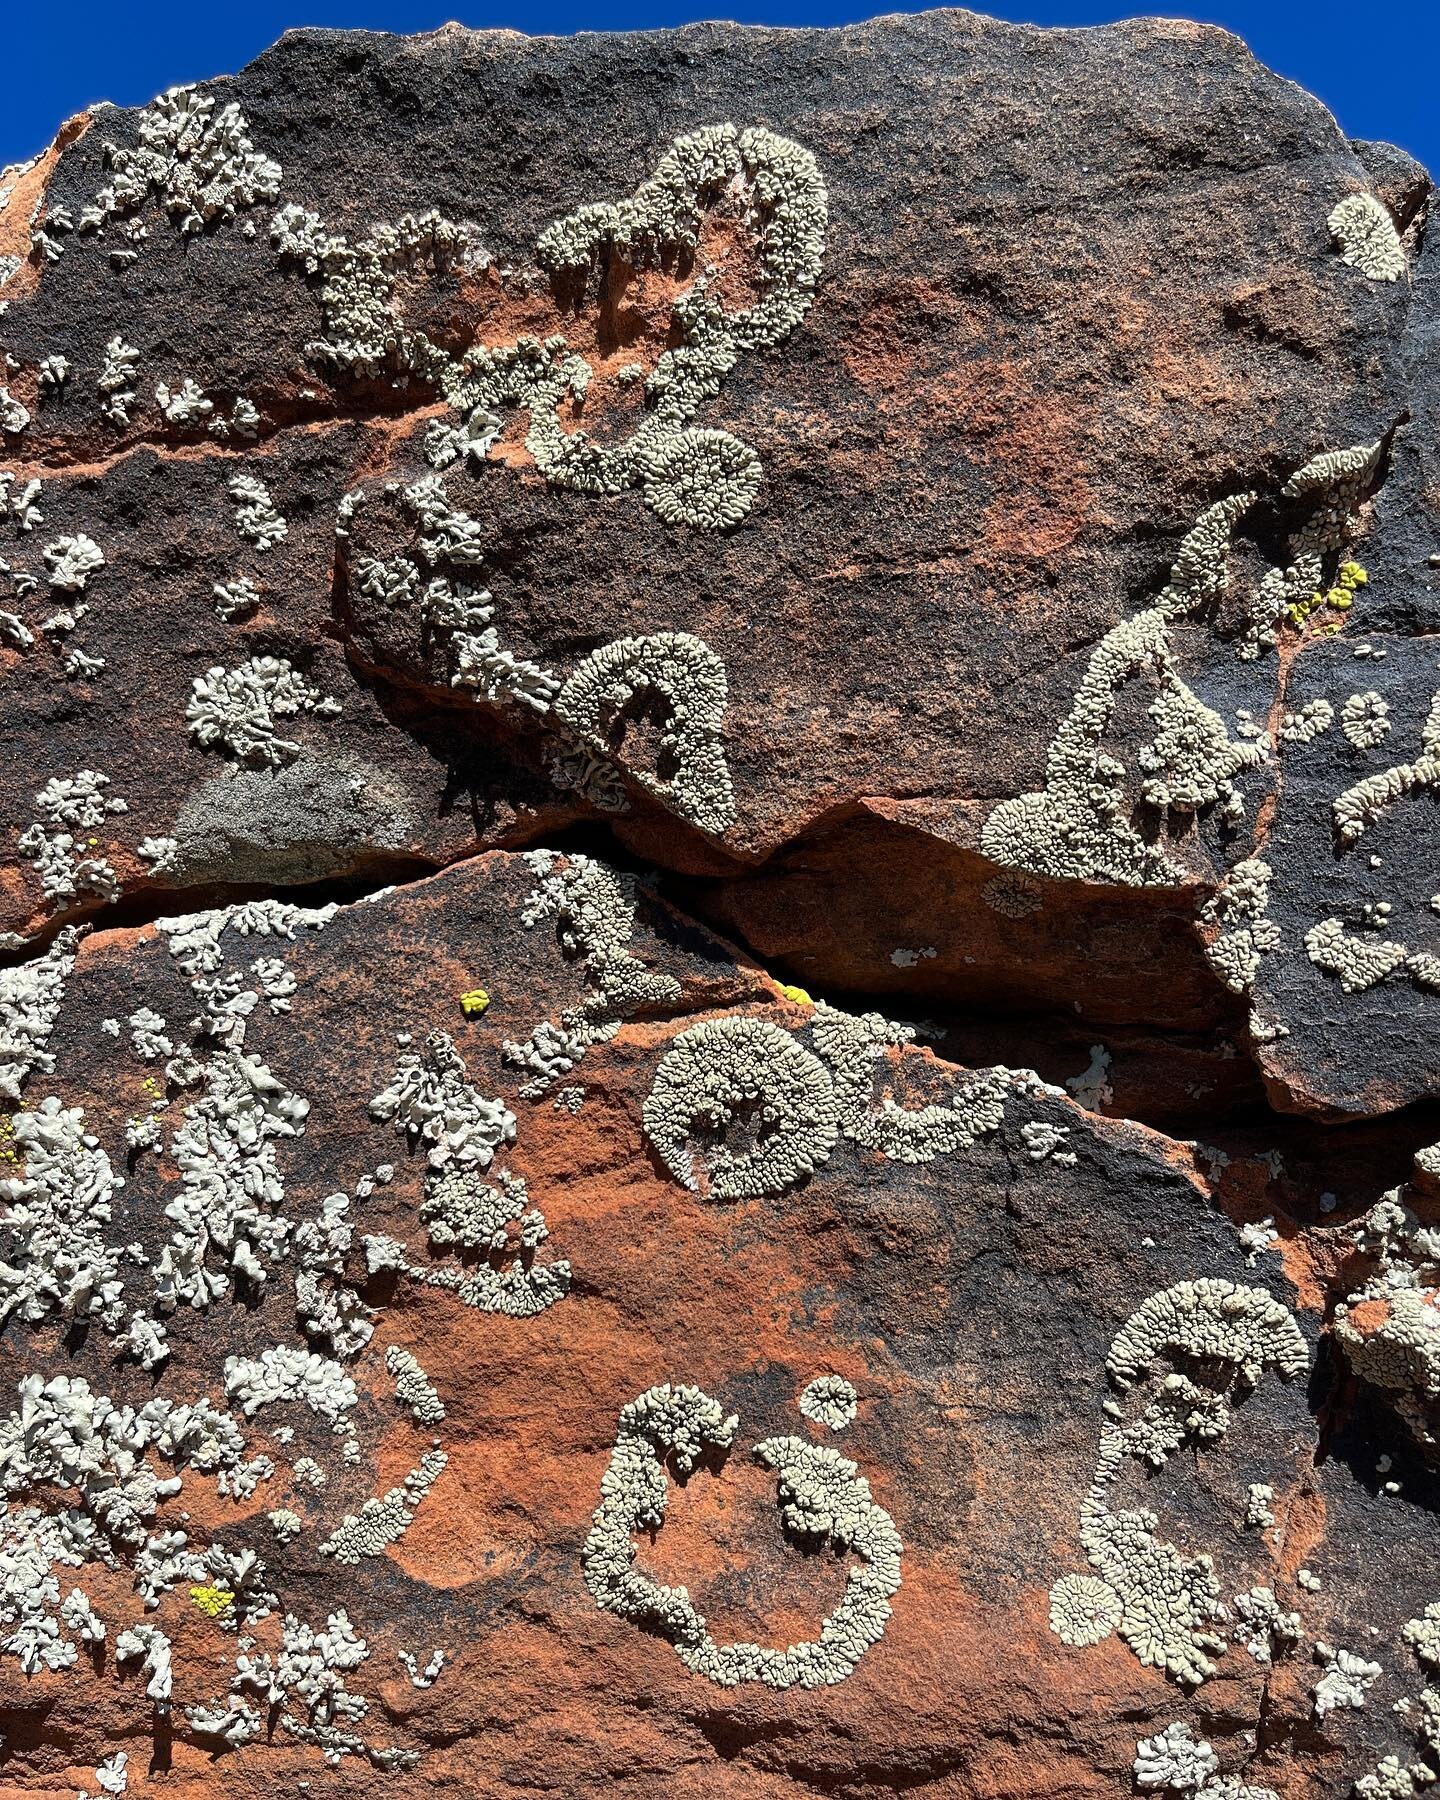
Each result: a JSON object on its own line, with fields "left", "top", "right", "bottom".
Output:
{"left": 642, "top": 1016, "right": 840, "bottom": 1200}
{"left": 637, "top": 428, "right": 763, "bottom": 531}
{"left": 582, "top": 1383, "right": 903, "bottom": 1689}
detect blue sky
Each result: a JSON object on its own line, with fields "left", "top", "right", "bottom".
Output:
{"left": 6, "top": 1, "right": 1437, "bottom": 175}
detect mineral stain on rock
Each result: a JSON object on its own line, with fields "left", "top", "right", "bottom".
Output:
{"left": 1, "top": 11, "right": 1438, "bottom": 1797}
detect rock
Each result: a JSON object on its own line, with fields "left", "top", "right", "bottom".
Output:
{"left": 0, "top": 12, "right": 1438, "bottom": 1797}
{"left": 0, "top": 848, "right": 1400, "bottom": 1797}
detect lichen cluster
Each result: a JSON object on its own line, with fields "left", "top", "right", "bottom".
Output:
{"left": 275, "top": 122, "right": 827, "bottom": 532}
{"left": 982, "top": 444, "right": 1382, "bottom": 887}
{"left": 1333, "top": 1170, "right": 1440, "bottom": 1450}
{"left": 343, "top": 475, "right": 740, "bottom": 832}
{"left": 1051, "top": 1279, "right": 1307, "bottom": 1685}
{"left": 643, "top": 998, "right": 1018, "bottom": 1200}
{"left": 1329, "top": 191, "right": 1407, "bottom": 282}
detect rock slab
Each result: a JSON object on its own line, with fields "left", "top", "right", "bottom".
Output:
{"left": 1, "top": 13, "right": 1439, "bottom": 1798}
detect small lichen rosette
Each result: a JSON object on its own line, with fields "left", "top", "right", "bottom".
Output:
{"left": 582, "top": 1383, "right": 902, "bottom": 1688}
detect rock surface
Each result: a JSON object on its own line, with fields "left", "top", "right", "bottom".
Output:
{"left": 1, "top": 12, "right": 1439, "bottom": 1798}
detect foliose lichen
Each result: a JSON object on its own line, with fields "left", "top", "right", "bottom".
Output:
{"left": 582, "top": 1383, "right": 901, "bottom": 1689}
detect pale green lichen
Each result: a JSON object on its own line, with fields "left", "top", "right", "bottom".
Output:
{"left": 1329, "top": 192, "right": 1407, "bottom": 282}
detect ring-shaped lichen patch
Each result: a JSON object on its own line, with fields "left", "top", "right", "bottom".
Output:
{"left": 642, "top": 1015, "right": 839, "bottom": 1200}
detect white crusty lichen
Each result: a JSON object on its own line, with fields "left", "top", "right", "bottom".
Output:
{"left": 1232, "top": 1586, "right": 1300, "bottom": 1663}
{"left": 1022, "top": 1119, "right": 1075, "bottom": 1163}
{"left": 1048, "top": 1573, "right": 1122, "bottom": 1647}
{"left": 154, "top": 377, "right": 213, "bottom": 426}
{"left": 1333, "top": 1193, "right": 1440, "bottom": 1447}
{"left": 1329, "top": 192, "right": 1407, "bottom": 282}
{"left": 1106, "top": 1280, "right": 1308, "bottom": 1395}
{"left": 224, "top": 1346, "right": 357, "bottom": 1425}
{"left": 1052, "top": 1280, "right": 1308, "bottom": 1686}
{"left": 504, "top": 851, "right": 681, "bottom": 1097}
{"left": 644, "top": 1015, "right": 840, "bottom": 1199}
{"left": 345, "top": 475, "right": 741, "bottom": 827}
{"left": 0, "top": 469, "right": 43, "bottom": 533}
{"left": 370, "top": 1031, "right": 569, "bottom": 1316}
{"left": 809, "top": 1001, "right": 1010, "bottom": 1165}
{"left": 1355, "top": 1757, "right": 1438, "bottom": 1799}
{"left": 981, "top": 494, "right": 1265, "bottom": 886}
{"left": 1199, "top": 858, "right": 1279, "bottom": 997}
{"left": 1342, "top": 689, "right": 1393, "bottom": 750}
{"left": 0, "top": 388, "right": 30, "bottom": 436}
{"left": 349, "top": 474, "right": 560, "bottom": 715}
{"left": 799, "top": 1375, "right": 858, "bottom": 1432}
{"left": 186, "top": 656, "right": 341, "bottom": 767}
{"left": 1313, "top": 1640, "right": 1382, "bottom": 1717}
{"left": 0, "top": 1097, "right": 155, "bottom": 1352}
{"left": 398, "top": 1648, "right": 445, "bottom": 1688}
{"left": 279, "top": 125, "right": 823, "bottom": 528}
{"left": 1405, "top": 1602, "right": 1440, "bottom": 1671}
{"left": 0, "top": 1371, "right": 272, "bottom": 1677}
{"left": 19, "top": 770, "right": 128, "bottom": 908}
{"left": 320, "top": 1446, "right": 447, "bottom": 1564}
{"left": 98, "top": 337, "right": 140, "bottom": 426}
{"left": 982, "top": 444, "right": 1382, "bottom": 886}
{"left": 582, "top": 1384, "right": 901, "bottom": 1688}
{"left": 553, "top": 632, "right": 737, "bottom": 834}
{"left": 1134, "top": 1721, "right": 1217, "bottom": 1791}
{"left": 451, "top": 125, "right": 826, "bottom": 529}
{"left": 271, "top": 204, "right": 484, "bottom": 386}
{"left": 1304, "top": 915, "right": 1437, "bottom": 997}
{"left": 642, "top": 996, "right": 1016, "bottom": 1200}
{"left": 211, "top": 573, "right": 260, "bottom": 621}
{"left": 0, "top": 927, "right": 82, "bottom": 1097}
{"left": 370, "top": 1030, "right": 515, "bottom": 1174}
{"left": 1333, "top": 691, "right": 1440, "bottom": 846}
{"left": 386, "top": 1345, "right": 444, "bottom": 1425}
{"left": 42, "top": 534, "right": 105, "bottom": 591}
{"left": 92, "top": 86, "right": 281, "bottom": 238}
{"left": 1279, "top": 697, "right": 1335, "bottom": 744}
{"left": 228, "top": 472, "right": 287, "bottom": 550}
{"left": 187, "top": 1607, "right": 416, "bottom": 1769}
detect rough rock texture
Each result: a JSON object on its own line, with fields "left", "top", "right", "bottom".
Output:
{"left": 2, "top": 11, "right": 1440, "bottom": 1798}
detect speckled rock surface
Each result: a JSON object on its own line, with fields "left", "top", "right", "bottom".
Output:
{"left": 3, "top": 12, "right": 1440, "bottom": 1798}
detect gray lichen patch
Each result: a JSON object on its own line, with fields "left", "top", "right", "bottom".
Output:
{"left": 644, "top": 1015, "right": 840, "bottom": 1199}
{"left": 186, "top": 657, "right": 341, "bottom": 768}
{"left": 165, "top": 753, "right": 415, "bottom": 887}
{"left": 553, "top": 632, "right": 737, "bottom": 834}
{"left": 981, "top": 444, "right": 1381, "bottom": 889}
{"left": 799, "top": 1374, "right": 858, "bottom": 1432}
{"left": 90, "top": 86, "right": 281, "bottom": 240}
{"left": 504, "top": 850, "right": 683, "bottom": 1097}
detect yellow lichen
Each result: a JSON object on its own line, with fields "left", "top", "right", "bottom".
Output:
{"left": 1286, "top": 560, "right": 1368, "bottom": 631}
{"left": 460, "top": 988, "right": 491, "bottom": 1017}
{"left": 778, "top": 982, "right": 813, "bottom": 1007}
{"left": 188, "top": 1584, "right": 234, "bottom": 1618}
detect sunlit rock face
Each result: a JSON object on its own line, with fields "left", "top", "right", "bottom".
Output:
{"left": 1, "top": 15, "right": 1438, "bottom": 1797}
